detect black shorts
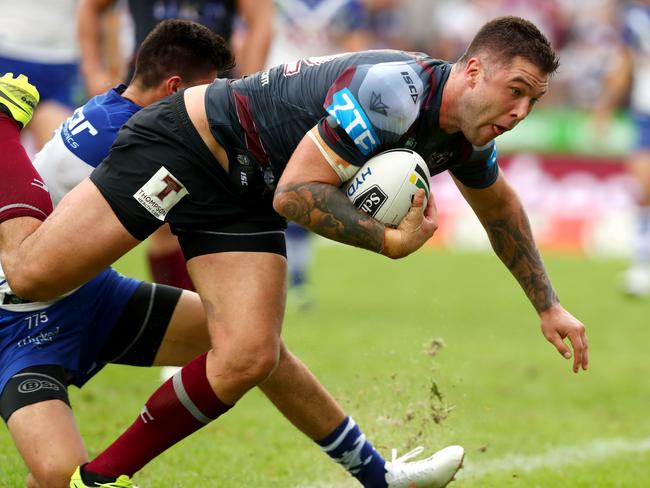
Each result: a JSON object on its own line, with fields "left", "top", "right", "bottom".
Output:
{"left": 0, "top": 282, "right": 181, "bottom": 422}
{"left": 90, "top": 91, "right": 287, "bottom": 260}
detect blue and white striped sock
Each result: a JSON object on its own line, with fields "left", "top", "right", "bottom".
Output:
{"left": 318, "top": 417, "right": 387, "bottom": 488}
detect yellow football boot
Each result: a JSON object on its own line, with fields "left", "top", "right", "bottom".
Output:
{"left": 0, "top": 72, "right": 39, "bottom": 128}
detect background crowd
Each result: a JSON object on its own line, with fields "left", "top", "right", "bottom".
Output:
{"left": 2, "top": 0, "right": 648, "bottom": 300}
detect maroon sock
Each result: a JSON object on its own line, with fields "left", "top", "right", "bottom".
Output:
{"left": 85, "top": 353, "right": 231, "bottom": 478}
{"left": 148, "top": 246, "right": 195, "bottom": 290}
{"left": 0, "top": 114, "right": 52, "bottom": 222}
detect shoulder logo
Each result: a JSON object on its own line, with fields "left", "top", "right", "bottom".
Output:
{"left": 133, "top": 166, "right": 189, "bottom": 221}
{"left": 401, "top": 71, "right": 419, "bottom": 104}
{"left": 369, "top": 91, "right": 389, "bottom": 116}
{"left": 326, "top": 88, "right": 379, "bottom": 156}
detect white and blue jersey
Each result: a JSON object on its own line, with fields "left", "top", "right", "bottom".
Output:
{"left": 0, "top": 85, "right": 144, "bottom": 396}
{"left": 34, "top": 85, "right": 142, "bottom": 206}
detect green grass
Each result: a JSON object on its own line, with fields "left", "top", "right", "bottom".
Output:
{"left": 1, "top": 244, "right": 649, "bottom": 487}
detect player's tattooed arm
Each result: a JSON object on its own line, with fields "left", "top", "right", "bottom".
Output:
{"left": 454, "top": 174, "right": 559, "bottom": 313}
{"left": 484, "top": 209, "right": 559, "bottom": 313}
{"left": 274, "top": 181, "right": 385, "bottom": 252}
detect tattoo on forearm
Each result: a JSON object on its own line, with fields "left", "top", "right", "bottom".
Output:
{"left": 485, "top": 211, "right": 559, "bottom": 313}
{"left": 276, "top": 182, "right": 385, "bottom": 252}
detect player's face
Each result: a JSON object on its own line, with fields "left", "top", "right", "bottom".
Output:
{"left": 463, "top": 56, "right": 548, "bottom": 146}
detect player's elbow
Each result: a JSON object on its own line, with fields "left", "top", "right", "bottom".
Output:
{"left": 273, "top": 189, "right": 301, "bottom": 223}
{"left": 4, "top": 260, "right": 59, "bottom": 302}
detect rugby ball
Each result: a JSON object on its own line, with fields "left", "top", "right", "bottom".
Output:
{"left": 344, "top": 149, "right": 431, "bottom": 227}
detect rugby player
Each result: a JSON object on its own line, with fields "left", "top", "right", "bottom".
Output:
{"left": 0, "top": 20, "right": 229, "bottom": 487}
{"left": 0, "top": 18, "right": 465, "bottom": 488}
{"left": 79, "top": 0, "right": 275, "bottom": 296}
{"left": 1, "top": 16, "right": 587, "bottom": 487}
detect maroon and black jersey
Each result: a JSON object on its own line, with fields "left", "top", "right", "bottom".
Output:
{"left": 205, "top": 49, "right": 498, "bottom": 192}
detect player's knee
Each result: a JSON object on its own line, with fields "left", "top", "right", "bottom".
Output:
{"left": 219, "top": 342, "right": 280, "bottom": 386}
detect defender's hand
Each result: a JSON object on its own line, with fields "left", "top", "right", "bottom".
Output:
{"left": 382, "top": 189, "right": 437, "bottom": 259}
{"left": 540, "top": 304, "right": 589, "bottom": 373}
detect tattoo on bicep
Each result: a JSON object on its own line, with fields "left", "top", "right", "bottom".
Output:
{"left": 486, "top": 212, "right": 559, "bottom": 313}
{"left": 276, "top": 182, "right": 384, "bottom": 252}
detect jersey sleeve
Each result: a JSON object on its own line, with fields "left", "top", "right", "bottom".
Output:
{"left": 59, "top": 92, "right": 138, "bottom": 169}
{"left": 450, "top": 141, "right": 499, "bottom": 189}
{"left": 312, "top": 61, "right": 424, "bottom": 181}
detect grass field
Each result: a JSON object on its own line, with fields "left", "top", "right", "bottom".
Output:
{"left": 1, "top": 243, "right": 649, "bottom": 487}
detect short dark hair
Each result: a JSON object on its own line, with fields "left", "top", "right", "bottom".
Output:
{"left": 458, "top": 16, "right": 560, "bottom": 75}
{"left": 132, "top": 19, "right": 236, "bottom": 88}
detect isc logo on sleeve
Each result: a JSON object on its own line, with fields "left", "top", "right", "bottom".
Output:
{"left": 133, "top": 166, "right": 189, "bottom": 221}
{"left": 326, "top": 88, "right": 380, "bottom": 156}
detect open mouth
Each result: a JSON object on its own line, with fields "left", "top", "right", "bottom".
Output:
{"left": 492, "top": 124, "right": 508, "bottom": 136}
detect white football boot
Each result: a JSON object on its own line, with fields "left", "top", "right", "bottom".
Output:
{"left": 384, "top": 445, "right": 464, "bottom": 488}
{"left": 621, "top": 264, "right": 650, "bottom": 297}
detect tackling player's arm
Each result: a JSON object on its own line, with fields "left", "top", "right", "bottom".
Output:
{"left": 274, "top": 133, "right": 433, "bottom": 259}
{"left": 454, "top": 173, "right": 588, "bottom": 373}
{"left": 0, "top": 218, "right": 42, "bottom": 266}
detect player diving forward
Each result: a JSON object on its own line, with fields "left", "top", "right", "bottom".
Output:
{"left": 0, "top": 19, "right": 464, "bottom": 488}
{"left": 0, "top": 16, "right": 587, "bottom": 488}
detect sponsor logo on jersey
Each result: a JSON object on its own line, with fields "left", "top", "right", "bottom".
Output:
{"left": 369, "top": 91, "right": 389, "bottom": 116}
{"left": 326, "top": 88, "right": 379, "bottom": 156}
{"left": 62, "top": 106, "right": 99, "bottom": 150}
{"left": 352, "top": 185, "right": 387, "bottom": 217}
{"left": 16, "top": 327, "right": 61, "bottom": 348}
{"left": 133, "top": 167, "right": 189, "bottom": 221}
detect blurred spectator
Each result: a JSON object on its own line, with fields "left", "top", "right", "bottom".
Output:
{"left": 78, "top": 0, "right": 273, "bottom": 97}
{"left": 554, "top": 0, "right": 623, "bottom": 108}
{"left": 267, "top": 0, "right": 372, "bottom": 67}
{"left": 594, "top": 0, "right": 650, "bottom": 297}
{"left": 0, "top": 0, "right": 81, "bottom": 150}
{"left": 363, "top": 0, "right": 409, "bottom": 49}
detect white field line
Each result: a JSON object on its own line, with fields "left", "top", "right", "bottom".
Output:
{"left": 460, "top": 437, "right": 650, "bottom": 479}
{"left": 295, "top": 437, "right": 650, "bottom": 487}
